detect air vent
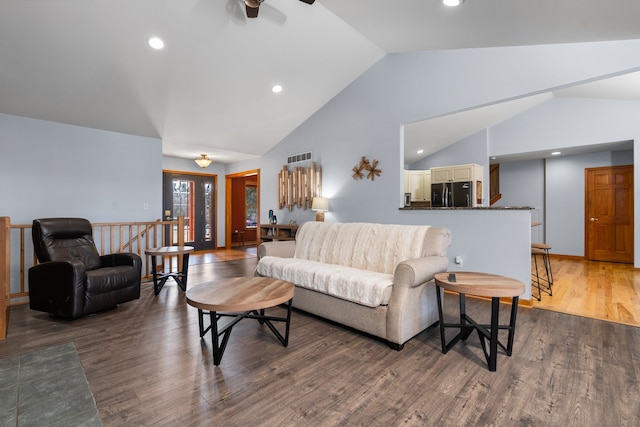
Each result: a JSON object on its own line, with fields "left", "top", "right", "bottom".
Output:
{"left": 287, "top": 151, "right": 312, "bottom": 164}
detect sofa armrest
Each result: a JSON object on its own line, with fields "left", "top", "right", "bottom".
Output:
{"left": 257, "top": 241, "right": 296, "bottom": 259}
{"left": 387, "top": 256, "right": 449, "bottom": 345}
{"left": 393, "top": 256, "right": 449, "bottom": 288}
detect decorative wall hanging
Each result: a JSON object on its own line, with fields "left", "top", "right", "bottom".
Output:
{"left": 278, "top": 162, "right": 322, "bottom": 211}
{"left": 352, "top": 156, "right": 367, "bottom": 180}
{"left": 352, "top": 156, "right": 381, "bottom": 181}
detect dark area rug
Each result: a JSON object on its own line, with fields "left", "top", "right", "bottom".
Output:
{"left": 0, "top": 342, "right": 102, "bottom": 427}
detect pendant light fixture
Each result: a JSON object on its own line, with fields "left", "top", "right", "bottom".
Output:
{"left": 195, "top": 154, "right": 213, "bottom": 168}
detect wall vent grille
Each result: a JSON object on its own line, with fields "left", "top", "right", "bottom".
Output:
{"left": 287, "top": 151, "right": 312, "bottom": 164}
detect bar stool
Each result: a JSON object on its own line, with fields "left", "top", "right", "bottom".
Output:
{"left": 531, "top": 243, "right": 553, "bottom": 286}
{"left": 531, "top": 245, "right": 552, "bottom": 300}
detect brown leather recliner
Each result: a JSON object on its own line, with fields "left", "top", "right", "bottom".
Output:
{"left": 28, "top": 218, "right": 142, "bottom": 319}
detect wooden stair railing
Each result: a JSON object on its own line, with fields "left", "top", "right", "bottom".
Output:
{"left": 1, "top": 217, "right": 9, "bottom": 340}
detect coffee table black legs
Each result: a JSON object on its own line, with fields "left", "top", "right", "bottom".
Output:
{"left": 150, "top": 253, "right": 190, "bottom": 295}
{"left": 197, "top": 299, "right": 293, "bottom": 366}
{"left": 436, "top": 286, "right": 519, "bottom": 371}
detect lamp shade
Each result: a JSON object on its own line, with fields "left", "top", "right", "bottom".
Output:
{"left": 311, "top": 197, "right": 329, "bottom": 212}
{"left": 195, "top": 154, "right": 212, "bottom": 168}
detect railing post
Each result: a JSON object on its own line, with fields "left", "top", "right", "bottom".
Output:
{"left": 177, "top": 216, "right": 185, "bottom": 272}
{"left": 178, "top": 216, "right": 185, "bottom": 246}
{"left": 0, "top": 217, "right": 10, "bottom": 340}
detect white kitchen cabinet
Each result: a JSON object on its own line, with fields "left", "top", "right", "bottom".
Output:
{"left": 404, "top": 170, "right": 431, "bottom": 202}
{"left": 430, "top": 168, "right": 450, "bottom": 183}
{"left": 431, "top": 164, "right": 483, "bottom": 183}
{"left": 423, "top": 170, "right": 431, "bottom": 201}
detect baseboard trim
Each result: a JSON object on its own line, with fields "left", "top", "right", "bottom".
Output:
{"left": 548, "top": 253, "right": 584, "bottom": 261}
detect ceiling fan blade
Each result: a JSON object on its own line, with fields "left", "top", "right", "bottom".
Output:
{"left": 299, "top": 0, "right": 315, "bottom": 4}
{"left": 245, "top": 3, "right": 259, "bottom": 18}
{"left": 260, "top": 3, "right": 287, "bottom": 25}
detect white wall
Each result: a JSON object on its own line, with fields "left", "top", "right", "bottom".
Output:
{"left": 493, "top": 159, "right": 546, "bottom": 243}
{"left": 489, "top": 98, "right": 640, "bottom": 157}
{"left": 0, "top": 113, "right": 162, "bottom": 223}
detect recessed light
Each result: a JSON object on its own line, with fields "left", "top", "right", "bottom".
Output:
{"left": 443, "top": 0, "right": 463, "bottom": 6}
{"left": 148, "top": 37, "right": 165, "bottom": 50}
{"left": 417, "top": 149, "right": 424, "bottom": 154}
{"left": 551, "top": 151, "right": 561, "bottom": 156}
{"left": 272, "top": 85, "right": 283, "bottom": 93}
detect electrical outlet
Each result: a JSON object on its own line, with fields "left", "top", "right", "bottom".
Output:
{"left": 143, "top": 203, "right": 149, "bottom": 210}
{"left": 454, "top": 256, "right": 463, "bottom": 268}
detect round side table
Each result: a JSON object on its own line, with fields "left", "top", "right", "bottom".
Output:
{"left": 434, "top": 272, "right": 525, "bottom": 372}
{"left": 145, "top": 246, "right": 194, "bottom": 295}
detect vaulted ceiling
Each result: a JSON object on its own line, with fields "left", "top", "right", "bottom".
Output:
{"left": 2, "top": 0, "right": 640, "bottom": 164}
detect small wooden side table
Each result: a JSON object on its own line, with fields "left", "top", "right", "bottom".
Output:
{"left": 145, "top": 246, "right": 194, "bottom": 295}
{"left": 434, "top": 272, "right": 525, "bottom": 372}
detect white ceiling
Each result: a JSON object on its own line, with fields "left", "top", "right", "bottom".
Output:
{"left": 2, "top": 0, "right": 640, "bottom": 164}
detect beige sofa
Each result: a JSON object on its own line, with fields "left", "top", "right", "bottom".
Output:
{"left": 256, "top": 222, "right": 452, "bottom": 349}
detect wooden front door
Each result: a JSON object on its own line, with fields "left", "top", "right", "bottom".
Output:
{"left": 585, "top": 165, "right": 634, "bottom": 263}
{"left": 163, "top": 172, "right": 216, "bottom": 251}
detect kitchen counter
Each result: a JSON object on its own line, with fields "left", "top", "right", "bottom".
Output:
{"left": 400, "top": 206, "right": 534, "bottom": 210}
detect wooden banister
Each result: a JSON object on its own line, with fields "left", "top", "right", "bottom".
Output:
{"left": 1, "top": 217, "right": 10, "bottom": 340}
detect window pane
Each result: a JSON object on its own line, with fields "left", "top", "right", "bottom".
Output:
{"left": 246, "top": 186, "right": 257, "bottom": 228}
{"left": 172, "top": 179, "right": 195, "bottom": 242}
{"left": 204, "top": 181, "right": 213, "bottom": 242}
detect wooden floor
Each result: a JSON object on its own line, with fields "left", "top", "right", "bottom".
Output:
{"left": 532, "top": 256, "right": 640, "bottom": 327}
{"left": 1, "top": 249, "right": 639, "bottom": 425}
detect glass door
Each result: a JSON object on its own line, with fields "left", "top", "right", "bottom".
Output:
{"left": 163, "top": 172, "right": 216, "bottom": 251}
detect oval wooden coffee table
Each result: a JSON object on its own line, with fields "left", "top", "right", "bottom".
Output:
{"left": 434, "top": 272, "right": 525, "bottom": 372}
{"left": 186, "top": 277, "right": 295, "bottom": 366}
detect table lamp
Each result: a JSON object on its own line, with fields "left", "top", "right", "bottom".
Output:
{"left": 311, "top": 197, "right": 329, "bottom": 222}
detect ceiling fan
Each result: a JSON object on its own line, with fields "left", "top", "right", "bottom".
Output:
{"left": 244, "top": 0, "right": 315, "bottom": 19}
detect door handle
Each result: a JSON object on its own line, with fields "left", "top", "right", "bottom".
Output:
{"left": 590, "top": 217, "right": 599, "bottom": 221}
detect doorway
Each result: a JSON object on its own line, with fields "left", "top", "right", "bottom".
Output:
{"left": 585, "top": 165, "right": 634, "bottom": 263}
{"left": 225, "top": 169, "right": 260, "bottom": 248}
{"left": 163, "top": 171, "right": 216, "bottom": 251}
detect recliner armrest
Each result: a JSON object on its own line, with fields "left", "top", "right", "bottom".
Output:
{"left": 100, "top": 253, "right": 142, "bottom": 270}
{"left": 28, "top": 259, "right": 88, "bottom": 318}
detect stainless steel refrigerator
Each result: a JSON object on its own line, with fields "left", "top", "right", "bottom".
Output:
{"left": 431, "top": 181, "right": 472, "bottom": 207}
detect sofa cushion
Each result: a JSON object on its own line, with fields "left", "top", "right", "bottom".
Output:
{"left": 293, "top": 222, "right": 431, "bottom": 275}
{"left": 256, "top": 256, "right": 394, "bottom": 307}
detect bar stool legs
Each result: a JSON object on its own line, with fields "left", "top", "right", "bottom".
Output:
{"left": 531, "top": 244, "right": 553, "bottom": 300}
